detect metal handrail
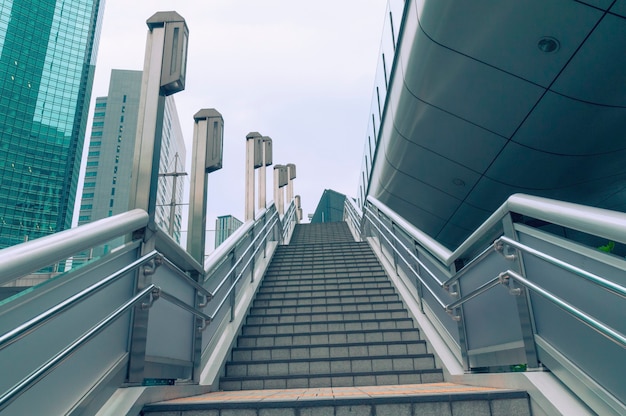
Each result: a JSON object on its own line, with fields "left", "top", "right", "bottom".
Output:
{"left": 503, "top": 270, "right": 626, "bottom": 349}
{"left": 367, "top": 193, "right": 626, "bottom": 268}
{"left": 210, "top": 210, "right": 279, "bottom": 296}
{"left": 160, "top": 256, "right": 213, "bottom": 302}
{"left": 0, "top": 284, "right": 157, "bottom": 413}
{"left": 365, "top": 211, "right": 447, "bottom": 310}
{"left": 204, "top": 219, "right": 255, "bottom": 276}
{"left": 0, "top": 250, "right": 159, "bottom": 351}
{"left": 157, "top": 289, "right": 212, "bottom": 329}
{"left": 0, "top": 209, "right": 149, "bottom": 285}
{"left": 445, "top": 276, "right": 503, "bottom": 312}
{"left": 497, "top": 236, "right": 626, "bottom": 299}
{"left": 281, "top": 201, "right": 296, "bottom": 243}
{"left": 364, "top": 205, "right": 447, "bottom": 288}
{"left": 344, "top": 197, "right": 362, "bottom": 232}
{"left": 210, "top": 215, "right": 279, "bottom": 320}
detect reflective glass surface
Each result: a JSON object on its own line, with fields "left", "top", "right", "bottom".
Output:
{"left": 0, "top": 0, "right": 104, "bottom": 248}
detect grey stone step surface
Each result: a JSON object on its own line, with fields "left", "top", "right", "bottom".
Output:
{"left": 246, "top": 309, "right": 408, "bottom": 325}
{"left": 220, "top": 367, "right": 444, "bottom": 390}
{"left": 236, "top": 328, "right": 422, "bottom": 348}
{"left": 231, "top": 340, "right": 430, "bottom": 362}
{"left": 241, "top": 318, "right": 415, "bottom": 336}
{"left": 143, "top": 223, "right": 531, "bottom": 416}
{"left": 249, "top": 300, "right": 407, "bottom": 315}
{"left": 253, "top": 293, "right": 398, "bottom": 306}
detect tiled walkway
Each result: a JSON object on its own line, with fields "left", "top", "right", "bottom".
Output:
{"left": 159, "top": 383, "right": 503, "bottom": 405}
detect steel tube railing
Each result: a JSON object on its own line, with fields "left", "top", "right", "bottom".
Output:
{"left": 209, "top": 215, "right": 279, "bottom": 321}
{"left": 0, "top": 209, "right": 149, "bottom": 285}
{"left": 210, "top": 210, "right": 278, "bottom": 296}
{"left": 365, "top": 212, "right": 447, "bottom": 310}
{"left": 157, "top": 289, "right": 212, "bottom": 326}
{"left": 0, "top": 284, "right": 157, "bottom": 413}
{"left": 0, "top": 250, "right": 159, "bottom": 351}
{"left": 364, "top": 205, "right": 447, "bottom": 287}
{"left": 497, "top": 236, "right": 626, "bottom": 299}
{"left": 504, "top": 270, "right": 626, "bottom": 349}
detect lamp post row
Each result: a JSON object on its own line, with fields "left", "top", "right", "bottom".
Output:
{"left": 128, "top": 11, "right": 300, "bottom": 267}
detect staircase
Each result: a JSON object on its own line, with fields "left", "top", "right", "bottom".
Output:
{"left": 142, "top": 222, "right": 531, "bottom": 415}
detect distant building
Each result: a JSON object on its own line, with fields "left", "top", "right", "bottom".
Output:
{"left": 215, "top": 215, "right": 244, "bottom": 248}
{"left": 0, "top": 0, "right": 105, "bottom": 249}
{"left": 310, "top": 189, "right": 346, "bottom": 223}
{"left": 78, "top": 69, "right": 186, "bottom": 257}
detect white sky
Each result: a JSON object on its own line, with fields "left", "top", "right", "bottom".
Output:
{"left": 88, "top": 0, "right": 387, "bottom": 241}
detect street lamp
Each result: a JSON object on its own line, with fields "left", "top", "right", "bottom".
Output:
{"left": 128, "top": 11, "right": 189, "bottom": 234}
{"left": 187, "top": 109, "right": 224, "bottom": 265}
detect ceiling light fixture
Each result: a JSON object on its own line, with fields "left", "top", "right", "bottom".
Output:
{"left": 538, "top": 37, "right": 560, "bottom": 53}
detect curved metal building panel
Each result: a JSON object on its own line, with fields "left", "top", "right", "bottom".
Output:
{"left": 364, "top": 0, "right": 626, "bottom": 249}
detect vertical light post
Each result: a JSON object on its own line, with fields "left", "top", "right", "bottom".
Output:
{"left": 273, "top": 164, "right": 288, "bottom": 216}
{"left": 127, "top": 11, "right": 189, "bottom": 384}
{"left": 258, "top": 137, "right": 272, "bottom": 211}
{"left": 187, "top": 109, "right": 224, "bottom": 265}
{"left": 245, "top": 132, "right": 263, "bottom": 221}
{"left": 129, "top": 11, "right": 189, "bottom": 236}
{"left": 295, "top": 195, "right": 302, "bottom": 223}
{"left": 286, "top": 163, "right": 296, "bottom": 203}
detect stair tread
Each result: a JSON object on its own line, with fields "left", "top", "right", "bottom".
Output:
{"left": 143, "top": 383, "right": 530, "bottom": 413}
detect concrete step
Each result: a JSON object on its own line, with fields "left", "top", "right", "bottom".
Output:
{"left": 252, "top": 294, "right": 399, "bottom": 308}
{"left": 142, "top": 383, "right": 532, "bottom": 416}
{"left": 254, "top": 286, "right": 398, "bottom": 300}
{"left": 261, "top": 274, "right": 389, "bottom": 285}
{"left": 246, "top": 308, "right": 408, "bottom": 325}
{"left": 220, "top": 368, "right": 444, "bottom": 390}
{"left": 236, "top": 328, "right": 421, "bottom": 348}
{"left": 257, "top": 281, "right": 393, "bottom": 293}
{"left": 231, "top": 340, "right": 429, "bottom": 362}
{"left": 241, "top": 318, "right": 415, "bottom": 336}
{"left": 249, "top": 300, "right": 406, "bottom": 315}
{"left": 224, "top": 353, "right": 438, "bottom": 379}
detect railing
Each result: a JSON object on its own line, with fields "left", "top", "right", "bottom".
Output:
{"left": 351, "top": 194, "right": 626, "bottom": 415}
{"left": 0, "top": 209, "right": 149, "bottom": 285}
{"left": 0, "top": 200, "right": 295, "bottom": 415}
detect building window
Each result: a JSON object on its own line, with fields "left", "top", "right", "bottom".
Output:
{"left": 111, "top": 188, "right": 115, "bottom": 196}
{"left": 84, "top": 182, "right": 96, "bottom": 188}
{"left": 79, "top": 215, "right": 91, "bottom": 222}
{"left": 109, "top": 199, "right": 114, "bottom": 207}
{"left": 88, "top": 151, "right": 100, "bottom": 157}
{"left": 82, "top": 192, "right": 94, "bottom": 199}
{"left": 80, "top": 204, "right": 93, "bottom": 210}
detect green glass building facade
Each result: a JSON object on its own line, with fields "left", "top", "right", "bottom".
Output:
{"left": 0, "top": 0, "right": 104, "bottom": 248}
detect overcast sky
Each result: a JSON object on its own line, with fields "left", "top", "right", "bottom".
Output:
{"left": 89, "top": 0, "right": 387, "bottom": 244}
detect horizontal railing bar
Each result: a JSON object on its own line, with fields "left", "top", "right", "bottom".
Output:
{"left": 210, "top": 217, "right": 279, "bottom": 321}
{"left": 0, "top": 284, "right": 156, "bottom": 413}
{"left": 365, "top": 206, "right": 447, "bottom": 287}
{"left": 0, "top": 209, "right": 149, "bottom": 285}
{"left": 442, "top": 243, "right": 496, "bottom": 288}
{"left": 157, "top": 289, "right": 211, "bottom": 323}
{"left": 368, "top": 193, "right": 626, "bottom": 268}
{"left": 505, "top": 270, "right": 626, "bottom": 349}
{"left": 0, "top": 250, "right": 159, "bottom": 352}
{"left": 211, "top": 211, "right": 278, "bottom": 296}
{"left": 498, "top": 236, "right": 626, "bottom": 299}
{"left": 445, "top": 276, "right": 502, "bottom": 311}
{"left": 159, "top": 256, "right": 212, "bottom": 299}
{"left": 365, "top": 214, "right": 447, "bottom": 310}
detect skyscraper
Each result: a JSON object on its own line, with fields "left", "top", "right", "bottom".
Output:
{"left": 0, "top": 0, "right": 104, "bottom": 248}
{"left": 215, "top": 215, "right": 243, "bottom": 248}
{"left": 79, "top": 69, "right": 186, "bottom": 254}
